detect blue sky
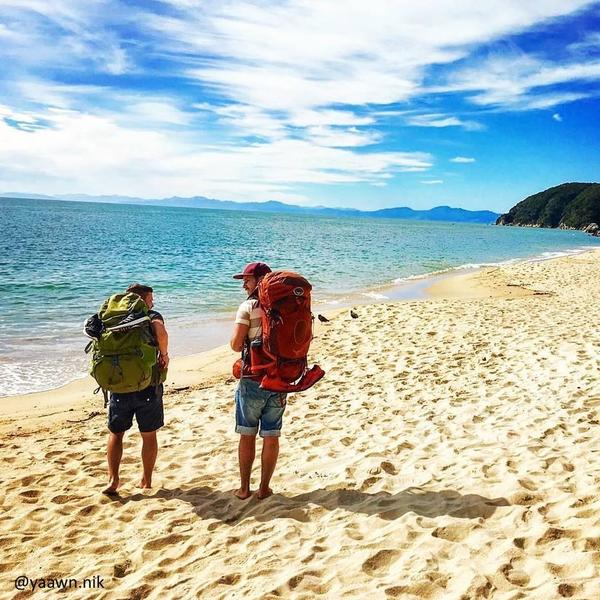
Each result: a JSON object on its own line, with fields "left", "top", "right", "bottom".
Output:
{"left": 0, "top": 1, "right": 599, "bottom": 212}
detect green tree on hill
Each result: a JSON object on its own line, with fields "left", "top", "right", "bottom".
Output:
{"left": 496, "top": 183, "right": 600, "bottom": 230}
{"left": 561, "top": 184, "right": 600, "bottom": 228}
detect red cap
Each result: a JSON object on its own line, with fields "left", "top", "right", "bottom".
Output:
{"left": 232, "top": 262, "right": 272, "bottom": 280}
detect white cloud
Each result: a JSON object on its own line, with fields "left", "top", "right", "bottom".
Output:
{"left": 193, "top": 103, "right": 287, "bottom": 140}
{"left": 15, "top": 80, "right": 108, "bottom": 108}
{"left": 0, "top": 107, "right": 432, "bottom": 202}
{"left": 442, "top": 54, "right": 600, "bottom": 109}
{"left": 193, "top": 103, "right": 379, "bottom": 145}
{"left": 0, "top": 1, "right": 598, "bottom": 199}
{"left": 450, "top": 156, "right": 476, "bottom": 163}
{"left": 144, "top": 1, "right": 596, "bottom": 119}
{"left": 304, "top": 126, "right": 381, "bottom": 148}
{"left": 406, "top": 113, "right": 483, "bottom": 130}
{"left": 289, "top": 109, "right": 374, "bottom": 128}
{"left": 509, "top": 91, "right": 591, "bottom": 109}
{"left": 552, "top": 112, "right": 563, "bottom": 121}
{"left": 568, "top": 31, "right": 600, "bottom": 52}
{"left": 421, "top": 179, "right": 444, "bottom": 185}
{"left": 0, "top": 1, "right": 132, "bottom": 75}
{"left": 10, "top": 80, "right": 196, "bottom": 129}
{"left": 102, "top": 45, "right": 130, "bottom": 75}
{"left": 121, "top": 101, "right": 192, "bottom": 126}
{"left": 0, "top": 22, "right": 22, "bottom": 41}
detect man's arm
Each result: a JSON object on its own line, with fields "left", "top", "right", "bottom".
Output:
{"left": 230, "top": 322, "right": 249, "bottom": 352}
{"left": 151, "top": 319, "right": 169, "bottom": 369}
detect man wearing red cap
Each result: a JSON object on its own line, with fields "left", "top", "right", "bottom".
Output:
{"left": 230, "top": 262, "right": 286, "bottom": 500}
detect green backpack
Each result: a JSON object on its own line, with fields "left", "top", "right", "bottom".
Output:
{"left": 85, "top": 293, "right": 164, "bottom": 401}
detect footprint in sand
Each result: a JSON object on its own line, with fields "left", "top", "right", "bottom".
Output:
{"left": 510, "top": 491, "right": 543, "bottom": 506}
{"left": 217, "top": 573, "right": 241, "bottom": 585}
{"left": 536, "top": 527, "right": 574, "bottom": 545}
{"left": 282, "top": 508, "right": 311, "bottom": 523}
{"left": 396, "top": 441, "right": 415, "bottom": 451}
{"left": 77, "top": 505, "right": 100, "bottom": 517}
{"left": 287, "top": 573, "right": 304, "bottom": 590}
{"left": 361, "top": 549, "right": 400, "bottom": 576}
{"left": 380, "top": 461, "right": 397, "bottom": 475}
{"left": 384, "top": 585, "right": 410, "bottom": 597}
{"left": 360, "top": 476, "right": 380, "bottom": 490}
{"left": 143, "top": 534, "right": 191, "bottom": 551}
{"left": 44, "top": 450, "right": 64, "bottom": 459}
{"left": 557, "top": 583, "right": 578, "bottom": 597}
{"left": 582, "top": 537, "right": 600, "bottom": 551}
{"left": 113, "top": 560, "right": 133, "bottom": 578}
{"left": 19, "top": 489, "right": 40, "bottom": 500}
{"left": 18, "top": 475, "right": 38, "bottom": 486}
{"left": 285, "top": 570, "right": 327, "bottom": 594}
{"left": 145, "top": 507, "right": 177, "bottom": 519}
{"left": 431, "top": 523, "right": 475, "bottom": 542}
{"left": 20, "top": 535, "right": 37, "bottom": 543}
{"left": 129, "top": 584, "right": 152, "bottom": 599}
{"left": 517, "top": 478, "right": 538, "bottom": 491}
{"left": 504, "top": 569, "right": 530, "bottom": 587}
{"left": 51, "top": 494, "right": 81, "bottom": 504}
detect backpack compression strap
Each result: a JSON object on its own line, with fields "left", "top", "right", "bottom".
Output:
{"left": 260, "top": 365, "right": 325, "bottom": 393}
{"left": 93, "top": 386, "right": 110, "bottom": 408}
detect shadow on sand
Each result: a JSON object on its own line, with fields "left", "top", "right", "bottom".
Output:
{"left": 113, "top": 485, "right": 509, "bottom": 524}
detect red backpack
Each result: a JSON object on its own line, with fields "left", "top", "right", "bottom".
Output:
{"left": 248, "top": 271, "right": 324, "bottom": 393}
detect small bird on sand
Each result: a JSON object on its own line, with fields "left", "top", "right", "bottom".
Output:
{"left": 350, "top": 309, "right": 358, "bottom": 319}
{"left": 317, "top": 314, "right": 330, "bottom": 323}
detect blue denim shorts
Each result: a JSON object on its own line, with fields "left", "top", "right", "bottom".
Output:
{"left": 235, "top": 378, "right": 286, "bottom": 437}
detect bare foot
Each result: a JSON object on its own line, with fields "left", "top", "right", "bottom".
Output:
{"left": 256, "top": 487, "right": 273, "bottom": 500}
{"left": 234, "top": 488, "right": 252, "bottom": 500}
{"left": 102, "top": 478, "right": 119, "bottom": 495}
{"left": 139, "top": 478, "right": 152, "bottom": 489}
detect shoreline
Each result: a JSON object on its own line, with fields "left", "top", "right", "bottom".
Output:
{"left": 0, "top": 246, "right": 596, "bottom": 408}
{"left": 0, "top": 247, "right": 581, "bottom": 427}
{"left": 0, "top": 265, "right": 511, "bottom": 413}
{"left": 2, "top": 247, "right": 600, "bottom": 597}
{"left": 3, "top": 242, "right": 596, "bottom": 402}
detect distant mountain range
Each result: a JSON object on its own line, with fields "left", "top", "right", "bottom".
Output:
{"left": 496, "top": 182, "right": 600, "bottom": 232}
{"left": 1, "top": 192, "right": 500, "bottom": 223}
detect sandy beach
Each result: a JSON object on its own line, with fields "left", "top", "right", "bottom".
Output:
{"left": 2, "top": 249, "right": 599, "bottom": 599}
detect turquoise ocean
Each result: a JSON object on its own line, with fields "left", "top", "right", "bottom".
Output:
{"left": 2, "top": 196, "right": 599, "bottom": 397}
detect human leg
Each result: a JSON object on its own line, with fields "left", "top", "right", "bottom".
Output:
{"left": 134, "top": 385, "right": 163, "bottom": 488}
{"left": 104, "top": 392, "right": 134, "bottom": 494}
{"left": 234, "top": 380, "right": 262, "bottom": 499}
{"left": 257, "top": 436, "right": 279, "bottom": 499}
{"left": 256, "top": 391, "right": 286, "bottom": 499}
{"left": 140, "top": 430, "right": 158, "bottom": 488}
{"left": 103, "top": 431, "right": 124, "bottom": 494}
{"left": 236, "top": 434, "right": 257, "bottom": 499}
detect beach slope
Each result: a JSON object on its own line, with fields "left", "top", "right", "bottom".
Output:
{"left": 1, "top": 250, "right": 599, "bottom": 599}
